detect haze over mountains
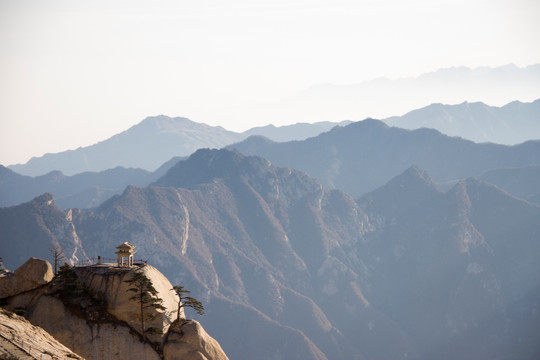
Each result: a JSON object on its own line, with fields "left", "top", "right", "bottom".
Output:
{"left": 478, "top": 166, "right": 540, "bottom": 205}
{"left": 384, "top": 99, "right": 540, "bottom": 144}
{"left": 5, "top": 64, "right": 540, "bottom": 177}
{"left": 2, "top": 100, "right": 540, "bottom": 210}
{"left": 1, "top": 149, "right": 539, "bottom": 359}
{"left": 356, "top": 167, "right": 540, "bottom": 360}
{"left": 6, "top": 100, "right": 540, "bottom": 179}
{"left": 268, "top": 63, "right": 540, "bottom": 125}
{"left": 228, "top": 119, "right": 540, "bottom": 197}
{"left": 1, "top": 64, "right": 540, "bottom": 359}
{"left": 8, "top": 116, "right": 242, "bottom": 177}
{"left": 8, "top": 116, "right": 349, "bottom": 177}
{"left": 0, "top": 159, "right": 180, "bottom": 209}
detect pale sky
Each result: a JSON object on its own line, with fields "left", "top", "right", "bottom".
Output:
{"left": 1, "top": 0, "right": 539, "bottom": 166}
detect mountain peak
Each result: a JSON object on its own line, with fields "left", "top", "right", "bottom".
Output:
{"left": 400, "top": 165, "right": 434, "bottom": 182}
{"left": 321, "top": 118, "right": 389, "bottom": 139}
{"left": 350, "top": 118, "right": 388, "bottom": 130}
{"left": 0, "top": 164, "right": 21, "bottom": 183}
{"left": 155, "top": 149, "right": 270, "bottom": 189}
{"left": 7, "top": 115, "right": 243, "bottom": 176}
{"left": 367, "top": 165, "right": 439, "bottom": 195}
{"left": 31, "top": 192, "right": 55, "bottom": 206}
{"left": 358, "top": 165, "right": 442, "bottom": 213}
{"left": 138, "top": 115, "right": 220, "bottom": 130}
{"left": 384, "top": 98, "right": 540, "bottom": 145}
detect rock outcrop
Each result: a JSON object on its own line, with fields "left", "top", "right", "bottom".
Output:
{"left": 20, "top": 294, "right": 161, "bottom": 360}
{"left": 0, "top": 307, "right": 84, "bottom": 359}
{"left": 2, "top": 259, "right": 229, "bottom": 360}
{"left": 164, "top": 320, "right": 229, "bottom": 360}
{"left": 0, "top": 257, "right": 53, "bottom": 298}
{"left": 75, "top": 264, "right": 181, "bottom": 336}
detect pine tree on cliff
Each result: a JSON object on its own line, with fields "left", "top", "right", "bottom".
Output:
{"left": 55, "top": 263, "right": 84, "bottom": 298}
{"left": 125, "top": 269, "right": 165, "bottom": 336}
{"left": 49, "top": 245, "right": 67, "bottom": 275}
{"left": 172, "top": 285, "right": 205, "bottom": 321}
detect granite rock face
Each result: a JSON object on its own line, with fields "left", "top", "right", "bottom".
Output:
{"left": 0, "top": 307, "right": 84, "bottom": 359}
{"left": 0, "top": 257, "right": 53, "bottom": 298}
{"left": 3, "top": 259, "right": 228, "bottom": 360}
{"left": 74, "top": 264, "right": 181, "bottom": 336}
{"left": 12, "top": 294, "right": 161, "bottom": 360}
{"left": 164, "top": 320, "right": 229, "bottom": 360}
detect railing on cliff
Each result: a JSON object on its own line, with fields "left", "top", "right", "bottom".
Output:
{"left": 74, "top": 258, "right": 148, "bottom": 266}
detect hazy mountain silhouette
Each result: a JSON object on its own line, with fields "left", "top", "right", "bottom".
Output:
{"left": 0, "top": 118, "right": 352, "bottom": 209}
{"left": 384, "top": 99, "right": 540, "bottom": 144}
{"left": 7, "top": 116, "right": 349, "bottom": 177}
{"left": 263, "top": 64, "right": 540, "bottom": 126}
{"left": 0, "top": 165, "right": 158, "bottom": 209}
{"left": 243, "top": 120, "right": 352, "bottom": 142}
{"left": 8, "top": 115, "right": 243, "bottom": 176}
{"left": 479, "top": 165, "right": 540, "bottom": 205}
{"left": 7, "top": 81, "right": 540, "bottom": 178}
{"left": 228, "top": 119, "right": 540, "bottom": 197}
{"left": 4, "top": 113, "right": 539, "bottom": 211}
{"left": 356, "top": 167, "right": 540, "bottom": 360}
{"left": 2, "top": 151, "right": 539, "bottom": 359}
{"left": 0, "top": 193, "right": 89, "bottom": 268}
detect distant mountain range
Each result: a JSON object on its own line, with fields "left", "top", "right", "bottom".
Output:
{"left": 243, "top": 120, "right": 352, "bottom": 142}
{"left": 0, "top": 157, "right": 181, "bottom": 209}
{"left": 264, "top": 63, "right": 540, "bottom": 126}
{"left": 479, "top": 165, "right": 540, "bottom": 205}
{"left": 384, "top": 99, "right": 540, "bottom": 144}
{"left": 1, "top": 149, "right": 539, "bottom": 360}
{"left": 356, "top": 166, "right": 540, "bottom": 360}
{"left": 6, "top": 95, "right": 540, "bottom": 178}
{"left": 0, "top": 165, "right": 153, "bottom": 209}
{"left": 3, "top": 110, "right": 540, "bottom": 209}
{"left": 7, "top": 116, "right": 349, "bottom": 177}
{"left": 228, "top": 119, "right": 540, "bottom": 197}
{"left": 8, "top": 116, "right": 242, "bottom": 177}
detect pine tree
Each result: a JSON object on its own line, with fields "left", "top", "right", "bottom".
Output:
{"left": 55, "top": 263, "right": 83, "bottom": 298}
{"left": 172, "top": 285, "right": 205, "bottom": 321}
{"left": 125, "top": 269, "right": 165, "bottom": 336}
{"left": 49, "top": 245, "right": 67, "bottom": 275}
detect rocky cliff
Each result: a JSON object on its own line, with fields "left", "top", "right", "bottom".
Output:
{"left": 74, "top": 264, "right": 180, "bottom": 337}
{"left": 0, "top": 307, "right": 84, "bottom": 360}
{"left": 0, "top": 257, "right": 53, "bottom": 298}
{"left": 0, "top": 258, "right": 228, "bottom": 360}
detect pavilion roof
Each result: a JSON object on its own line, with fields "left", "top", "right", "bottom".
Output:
{"left": 115, "top": 241, "right": 136, "bottom": 251}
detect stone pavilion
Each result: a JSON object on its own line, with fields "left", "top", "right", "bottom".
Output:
{"left": 115, "top": 242, "right": 136, "bottom": 267}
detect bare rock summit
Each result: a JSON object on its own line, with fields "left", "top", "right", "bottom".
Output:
{"left": 0, "top": 257, "right": 53, "bottom": 298}
{"left": 2, "top": 258, "right": 229, "bottom": 360}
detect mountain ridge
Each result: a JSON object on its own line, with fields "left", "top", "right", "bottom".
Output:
{"left": 7, "top": 116, "right": 350, "bottom": 177}
{"left": 228, "top": 119, "right": 540, "bottom": 197}
{"left": 269, "top": 64, "right": 540, "bottom": 126}
{"left": 0, "top": 165, "right": 160, "bottom": 209}
{"left": 7, "top": 96, "right": 540, "bottom": 178}
{"left": 384, "top": 98, "right": 540, "bottom": 144}
{"left": 2, "top": 150, "right": 539, "bottom": 359}
{"left": 4, "top": 104, "right": 540, "bottom": 210}
{"left": 8, "top": 115, "right": 243, "bottom": 176}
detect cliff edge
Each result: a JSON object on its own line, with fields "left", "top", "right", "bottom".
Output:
{"left": 0, "top": 258, "right": 229, "bottom": 360}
